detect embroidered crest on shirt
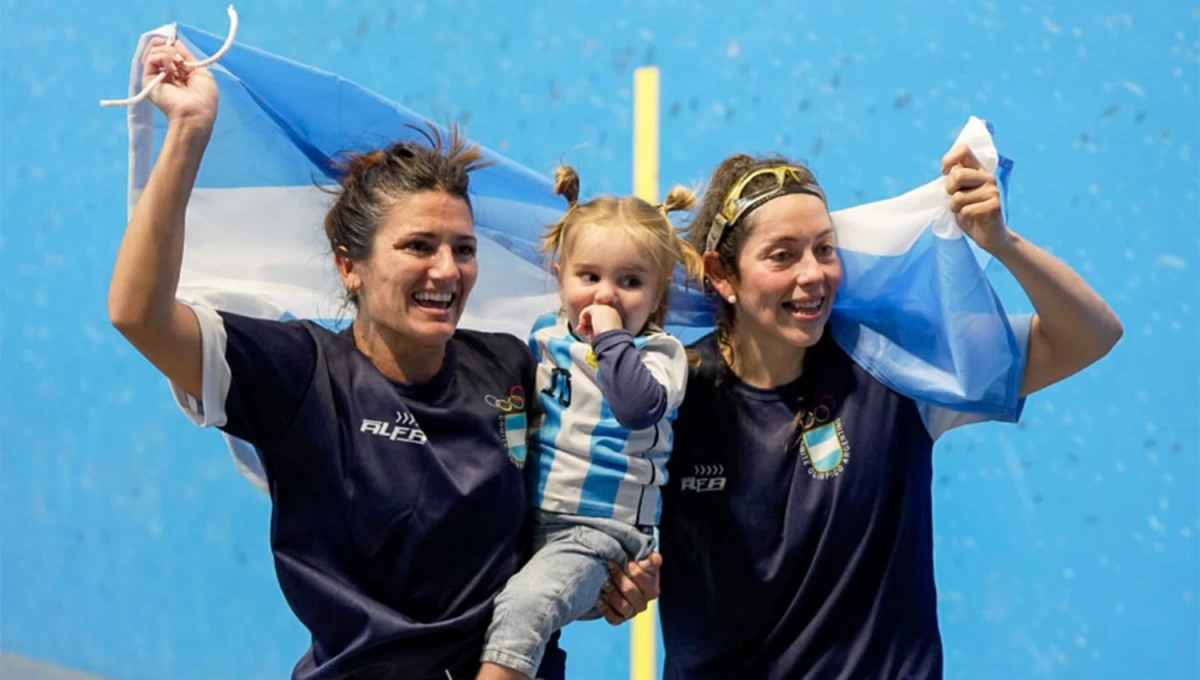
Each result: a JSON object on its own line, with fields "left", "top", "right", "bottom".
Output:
{"left": 360, "top": 410, "right": 428, "bottom": 444}
{"left": 800, "top": 419, "right": 851, "bottom": 479}
{"left": 485, "top": 385, "right": 528, "bottom": 468}
{"left": 794, "top": 393, "right": 850, "bottom": 480}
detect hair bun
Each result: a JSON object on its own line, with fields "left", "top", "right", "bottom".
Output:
{"left": 554, "top": 165, "right": 581, "bottom": 206}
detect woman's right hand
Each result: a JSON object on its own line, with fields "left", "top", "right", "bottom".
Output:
{"left": 596, "top": 552, "right": 662, "bottom": 625}
{"left": 142, "top": 38, "right": 218, "bottom": 131}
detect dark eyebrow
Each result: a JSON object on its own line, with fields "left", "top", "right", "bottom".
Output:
{"left": 399, "top": 231, "right": 476, "bottom": 243}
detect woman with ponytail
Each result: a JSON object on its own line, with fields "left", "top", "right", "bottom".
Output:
{"left": 106, "top": 41, "right": 666, "bottom": 680}
{"left": 656, "top": 151, "right": 1122, "bottom": 679}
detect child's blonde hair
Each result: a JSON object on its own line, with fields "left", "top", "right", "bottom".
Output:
{"left": 542, "top": 165, "right": 705, "bottom": 328}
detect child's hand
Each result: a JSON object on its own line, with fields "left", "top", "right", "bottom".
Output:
{"left": 578, "top": 304, "right": 624, "bottom": 342}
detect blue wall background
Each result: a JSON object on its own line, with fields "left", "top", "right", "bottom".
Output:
{"left": 2, "top": 1, "right": 1197, "bottom": 678}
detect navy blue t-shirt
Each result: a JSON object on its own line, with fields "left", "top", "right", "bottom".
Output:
{"left": 176, "top": 306, "right": 565, "bottom": 680}
{"left": 659, "top": 332, "right": 1015, "bottom": 680}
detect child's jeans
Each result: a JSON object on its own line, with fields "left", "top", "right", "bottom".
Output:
{"left": 481, "top": 510, "right": 655, "bottom": 677}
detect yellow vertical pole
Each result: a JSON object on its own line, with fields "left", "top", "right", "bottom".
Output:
{"left": 633, "top": 66, "right": 660, "bottom": 205}
{"left": 630, "top": 64, "right": 660, "bottom": 680}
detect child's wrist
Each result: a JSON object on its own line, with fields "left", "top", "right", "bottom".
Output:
{"left": 591, "top": 328, "right": 634, "bottom": 348}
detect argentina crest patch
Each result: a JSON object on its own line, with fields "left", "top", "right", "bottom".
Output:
{"left": 800, "top": 419, "right": 851, "bottom": 480}
{"left": 485, "top": 385, "right": 528, "bottom": 468}
{"left": 501, "top": 411, "right": 528, "bottom": 467}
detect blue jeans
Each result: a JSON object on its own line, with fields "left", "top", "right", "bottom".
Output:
{"left": 482, "top": 510, "right": 656, "bottom": 677}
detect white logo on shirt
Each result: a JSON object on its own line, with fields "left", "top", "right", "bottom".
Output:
{"left": 360, "top": 411, "right": 428, "bottom": 444}
{"left": 680, "top": 464, "right": 726, "bottom": 493}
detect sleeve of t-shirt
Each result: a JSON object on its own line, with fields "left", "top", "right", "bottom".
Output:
{"left": 518, "top": 332, "right": 542, "bottom": 425}
{"left": 593, "top": 329, "right": 688, "bottom": 430}
{"left": 919, "top": 313, "right": 1034, "bottom": 441}
{"left": 169, "top": 303, "right": 317, "bottom": 448}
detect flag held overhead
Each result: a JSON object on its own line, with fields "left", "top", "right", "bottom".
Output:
{"left": 112, "top": 16, "right": 1026, "bottom": 487}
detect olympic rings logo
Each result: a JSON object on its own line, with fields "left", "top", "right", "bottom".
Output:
{"left": 800, "top": 394, "right": 839, "bottom": 431}
{"left": 485, "top": 386, "right": 526, "bottom": 412}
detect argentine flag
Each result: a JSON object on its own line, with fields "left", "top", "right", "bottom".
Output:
{"left": 116, "top": 21, "right": 1024, "bottom": 487}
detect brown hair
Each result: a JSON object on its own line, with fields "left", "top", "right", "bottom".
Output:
{"left": 685, "top": 153, "right": 836, "bottom": 447}
{"left": 541, "top": 165, "right": 704, "bottom": 329}
{"left": 324, "top": 122, "right": 492, "bottom": 306}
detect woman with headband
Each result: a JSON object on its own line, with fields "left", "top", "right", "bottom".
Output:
{"left": 654, "top": 150, "right": 1122, "bottom": 678}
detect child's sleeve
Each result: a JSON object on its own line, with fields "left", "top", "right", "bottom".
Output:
{"left": 592, "top": 330, "right": 688, "bottom": 430}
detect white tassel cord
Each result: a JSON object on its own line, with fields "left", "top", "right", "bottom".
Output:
{"left": 100, "top": 5, "right": 239, "bottom": 107}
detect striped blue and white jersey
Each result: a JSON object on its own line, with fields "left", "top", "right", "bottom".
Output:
{"left": 527, "top": 312, "right": 688, "bottom": 527}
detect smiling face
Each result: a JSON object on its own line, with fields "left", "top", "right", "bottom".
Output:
{"left": 557, "top": 225, "right": 661, "bottom": 335}
{"left": 710, "top": 193, "right": 843, "bottom": 355}
{"left": 336, "top": 190, "right": 478, "bottom": 349}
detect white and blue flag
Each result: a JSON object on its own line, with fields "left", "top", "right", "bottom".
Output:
{"left": 118, "top": 22, "right": 1025, "bottom": 487}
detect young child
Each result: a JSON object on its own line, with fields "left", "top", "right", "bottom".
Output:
{"left": 477, "top": 166, "right": 703, "bottom": 680}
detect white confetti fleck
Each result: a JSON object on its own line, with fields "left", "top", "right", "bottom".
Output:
{"left": 726, "top": 40, "right": 740, "bottom": 58}
{"left": 1123, "top": 80, "right": 1145, "bottom": 97}
{"left": 1155, "top": 254, "right": 1188, "bottom": 270}
{"left": 1160, "top": 497, "right": 1170, "bottom": 512}
{"left": 1043, "top": 17, "right": 1062, "bottom": 34}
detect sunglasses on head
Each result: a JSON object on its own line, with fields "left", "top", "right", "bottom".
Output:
{"left": 705, "top": 165, "right": 827, "bottom": 253}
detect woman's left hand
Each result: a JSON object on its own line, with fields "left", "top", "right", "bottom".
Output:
{"left": 942, "top": 143, "right": 1014, "bottom": 255}
{"left": 597, "top": 552, "right": 662, "bottom": 625}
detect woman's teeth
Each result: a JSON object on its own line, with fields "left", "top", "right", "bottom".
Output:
{"left": 413, "top": 291, "right": 455, "bottom": 309}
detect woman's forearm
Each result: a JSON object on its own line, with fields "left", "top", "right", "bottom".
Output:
{"left": 108, "top": 122, "right": 210, "bottom": 332}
